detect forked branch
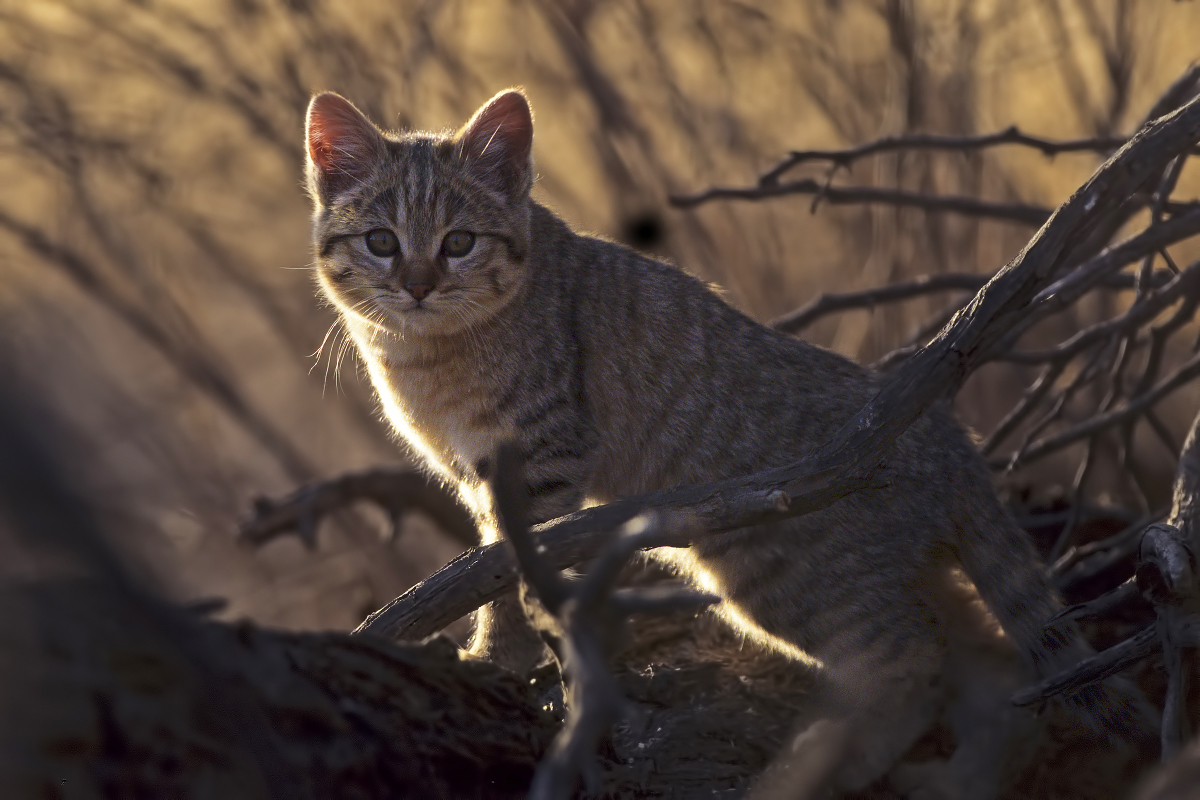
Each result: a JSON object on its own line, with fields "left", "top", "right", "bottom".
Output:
{"left": 490, "top": 444, "right": 717, "bottom": 799}
{"left": 670, "top": 179, "right": 1054, "bottom": 225}
{"left": 240, "top": 467, "right": 476, "bottom": 549}
{"left": 1013, "top": 408, "right": 1200, "bottom": 761}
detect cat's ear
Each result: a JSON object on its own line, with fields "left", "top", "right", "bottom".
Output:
{"left": 456, "top": 89, "right": 533, "bottom": 199}
{"left": 305, "top": 93, "right": 386, "bottom": 206}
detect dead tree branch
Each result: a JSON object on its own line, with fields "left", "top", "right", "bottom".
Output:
{"left": 771, "top": 268, "right": 1177, "bottom": 335}
{"left": 1014, "top": 405, "right": 1200, "bottom": 760}
{"left": 755, "top": 126, "right": 1135, "bottom": 186}
{"left": 670, "top": 179, "right": 1054, "bottom": 225}
{"left": 996, "top": 352, "right": 1200, "bottom": 472}
{"left": 672, "top": 63, "right": 1200, "bottom": 226}
{"left": 239, "top": 468, "right": 477, "bottom": 549}
{"left": 669, "top": 68, "right": 1200, "bottom": 556}
{"left": 356, "top": 92, "right": 1200, "bottom": 644}
{"left": 489, "top": 444, "right": 717, "bottom": 800}
{"left": 1052, "top": 506, "right": 1170, "bottom": 595}
{"left": 731, "top": 67, "right": 1200, "bottom": 565}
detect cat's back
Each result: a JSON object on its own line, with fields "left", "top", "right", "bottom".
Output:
{"left": 535, "top": 211, "right": 898, "bottom": 495}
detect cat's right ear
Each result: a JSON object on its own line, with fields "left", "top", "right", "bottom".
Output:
{"left": 305, "top": 93, "right": 386, "bottom": 206}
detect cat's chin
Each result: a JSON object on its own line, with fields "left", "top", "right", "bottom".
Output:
{"left": 375, "top": 305, "right": 486, "bottom": 339}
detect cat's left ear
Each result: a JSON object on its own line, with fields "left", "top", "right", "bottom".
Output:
{"left": 456, "top": 89, "right": 533, "bottom": 199}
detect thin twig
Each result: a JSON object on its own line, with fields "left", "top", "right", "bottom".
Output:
{"left": 1049, "top": 579, "right": 1144, "bottom": 626}
{"left": 996, "top": 259, "right": 1200, "bottom": 365}
{"left": 670, "top": 179, "right": 1054, "bottom": 225}
{"left": 770, "top": 273, "right": 984, "bottom": 334}
{"left": 756, "top": 126, "right": 1133, "bottom": 186}
{"left": 1052, "top": 506, "right": 1170, "bottom": 593}
{"left": 985, "top": 209, "right": 1200, "bottom": 361}
{"left": 773, "top": 267, "right": 1198, "bottom": 339}
{"left": 995, "top": 352, "right": 1200, "bottom": 471}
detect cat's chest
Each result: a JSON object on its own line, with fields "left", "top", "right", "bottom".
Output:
{"left": 363, "top": 340, "right": 513, "bottom": 479}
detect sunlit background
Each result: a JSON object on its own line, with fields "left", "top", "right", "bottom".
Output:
{"left": 2, "top": 0, "right": 1199, "bottom": 632}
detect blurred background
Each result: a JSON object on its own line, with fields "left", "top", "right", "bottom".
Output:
{"left": 2, "top": 0, "right": 1199, "bottom": 633}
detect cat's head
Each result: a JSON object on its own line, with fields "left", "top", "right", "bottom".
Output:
{"left": 304, "top": 89, "right": 534, "bottom": 338}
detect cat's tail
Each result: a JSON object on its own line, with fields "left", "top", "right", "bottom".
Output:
{"left": 954, "top": 484, "right": 1156, "bottom": 745}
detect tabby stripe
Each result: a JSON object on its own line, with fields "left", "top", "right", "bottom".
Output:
{"left": 514, "top": 395, "right": 571, "bottom": 429}
{"left": 525, "top": 479, "right": 573, "bottom": 498}
{"left": 368, "top": 186, "right": 399, "bottom": 221}
{"left": 525, "top": 444, "right": 588, "bottom": 466}
{"left": 319, "top": 233, "right": 356, "bottom": 257}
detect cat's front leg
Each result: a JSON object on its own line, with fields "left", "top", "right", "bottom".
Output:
{"left": 468, "top": 431, "right": 594, "bottom": 674}
{"left": 467, "top": 516, "right": 552, "bottom": 674}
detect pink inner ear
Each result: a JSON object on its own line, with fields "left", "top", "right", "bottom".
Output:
{"left": 458, "top": 90, "right": 533, "bottom": 195}
{"left": 306, "top": 93, "right": 381, "bottom": 196}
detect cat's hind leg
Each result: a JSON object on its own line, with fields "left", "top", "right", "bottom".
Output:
{"left": 748, "top": 631, "right": 948, "bottom": 799}
{"left": 890, "top": 562, "right": 1041, "bottom": 800}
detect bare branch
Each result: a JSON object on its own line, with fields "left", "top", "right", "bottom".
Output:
{"left": 1011, "top": 624, "right": 1160, "bottom": 707}
{"left": 771, "top": 268, "right": 1176, "bottom": 335}
{"left": 491, "top": 442, "right": 570, "bottom": 614}
{"left": 1016, "top": 405, "right": 1200, "bottom": 761}
{"left": 757, "top": 126, "right": 1133, "bottom": 186}
{"left": 984, "top": 208, "right": 1200, "bottom": 360}
{"left": 1136, "top": 523, "right": 1199, "bottom": 608}
{"left": 1159, "top": 607, "right": 1192, "bottom": 760}
{"left": 995, "top": 352, "right": 1200, "bottom": 471}
{"left": 670, "top": 178, "right": 1053, "bottom": 225}
{"left": 1170, "top": 405, "right": 1200, "bottom": 544}
{"left": 771, "top": 273, "right": 985, "bottom": 334}
{"left": 996, "top": 258, "right": 1200, "bottom": 366}
{"left": 1052, "top": 506, "right": 1169, "bottom": 594}
{"left": 1048, "top": 579, "right": 1144, "bottom": 626}
{"left": 489, "top": 445, "right": 716, "bottom": 800}
{"left": 240, "top": 468, "right": 477, "bottom": 549}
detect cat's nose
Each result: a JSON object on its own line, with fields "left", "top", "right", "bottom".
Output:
{"left": 405, "top": 282, "right": 433, "bottom": 300}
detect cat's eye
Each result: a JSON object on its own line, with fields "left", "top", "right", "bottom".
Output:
{"left": 442, "top": 230, "right": 476, "bottom": 258}
{"left": 365, "top": 228, "right": 399, "bottom": 257}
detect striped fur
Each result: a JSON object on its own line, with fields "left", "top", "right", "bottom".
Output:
{"left": 304, "top": 90, "right": 1150, "bottom": 797}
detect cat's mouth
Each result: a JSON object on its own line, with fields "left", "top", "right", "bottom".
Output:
{"left": 393, "top": 299, "right": 437, "bottom": 319}
{"left": 372, "top": 288, "right": 436, "bottom": 313}
{"left": 363, "top": 286, "right": 496, "bottom": 337}
{"left": 366, "top": 290, "right": 457, "bottom": 333}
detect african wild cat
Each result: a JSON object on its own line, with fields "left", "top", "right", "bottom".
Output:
{"left": 303, "top": 88, "right": 1147, "bottom": 797}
